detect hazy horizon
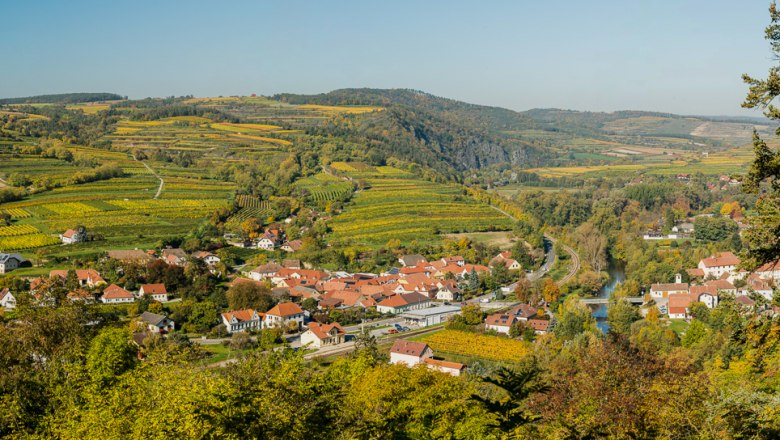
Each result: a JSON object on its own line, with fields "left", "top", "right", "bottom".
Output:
{"left": 1, "top": 0, "right": 775, "bottom": 117}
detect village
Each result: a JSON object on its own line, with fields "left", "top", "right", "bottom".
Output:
{"left": 2, "top": 219, "right": 779, "bottom": 374}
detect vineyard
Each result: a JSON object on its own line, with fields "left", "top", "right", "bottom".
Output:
{"left": 294, "top": 173, "right": 354, "bottom": 203}
{"left": 0, "top": 223, "right": 59, "bottom": 251}
{"left": 420, "top": 330, "right": 531, "bottom": 363}
{"left": 327, "top": 164, "right": 514, "bottom": 246}
{"left": 0, "top": 224, "right": 40, "bottom": 237}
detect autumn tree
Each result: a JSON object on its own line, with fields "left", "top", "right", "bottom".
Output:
{"left": 541, "top": 278, "right": 560, "bottom": 304}
{"left": 226, "top": 282, "right": 274, "bottom": 312}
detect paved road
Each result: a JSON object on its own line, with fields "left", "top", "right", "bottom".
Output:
{"left": 488, "top": 205, "right": 580, "bottom": 286}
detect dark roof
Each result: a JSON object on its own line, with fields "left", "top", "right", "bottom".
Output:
{"left": 140, "top": 311, "right": 169, "bottom": 326}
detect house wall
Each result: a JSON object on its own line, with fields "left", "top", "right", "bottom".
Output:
{"left": 390, "top": 350, "right": 431, "bottom": 367}
{"left": 486, "top": 324, "right": 511, "bottom": 335}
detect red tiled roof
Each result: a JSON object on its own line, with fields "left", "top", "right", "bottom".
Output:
{"left": 423, "top": 357, "right": 465, "bottom": 370}
{"left": 140, "top": 283, "right": 167, "bottom": 294}
{"left": 306, "top": 322, "right": 346, "bottom": 340}
{"left": 704, "top": 279, "right": 735, "bottom": 291}
{"left": 700, "top": 252, "right": 740, "bottom": 268}
{"left": 686, "top": 268, "right": 705, "bottom": 277}
{"left": 390, "top": 339, "right": 429, "bottom": 357}
{"left": 668, "top": 293, "right": 694, "bottom": 308}
{"left": 266, "top": 301, "right": 304, "bottom": 317}
{"left": 102, "top": 284, "right": 133, "bottom": 299}
{"left": 222, "top": 309, "right": 262, "bottom": 322}
{"left": 485, "top": 313, "right": 515, "bottom": 327}
{"left": 527, "top": 319, "right": 550, "bottom": 331}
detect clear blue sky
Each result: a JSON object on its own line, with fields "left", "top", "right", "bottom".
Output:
{"left": 0, "top": 0, "right": 776, "bottom": 115}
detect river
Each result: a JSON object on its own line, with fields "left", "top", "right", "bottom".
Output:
{"left": 592, "top": 261, "right": 626, "bottom": 333}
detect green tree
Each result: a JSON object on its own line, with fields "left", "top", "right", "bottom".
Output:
{"left": 86, "top": 328, "right": 137, "bottom": 386}
{"left": 471, "top": 366, "right": 549, "bottom": 434}
{"left": 554, "top": 296, "right": 597, "bottom": 340}
{"left": 681, "top": 319, "right": 709, "bottom": 348}
{"left": 607, "top": 296, "right": 641, "bottom": 335}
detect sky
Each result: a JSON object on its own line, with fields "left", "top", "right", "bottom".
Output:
{"left": 0, "top": 0, "right": 777, "bottom": 116}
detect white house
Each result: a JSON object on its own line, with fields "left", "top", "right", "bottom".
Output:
{"left": 0, "top": 288, "right": 16, "bottom": 310}
{"left": 139, "top": 311, "right": 175, "bottom": 334}
{"left": 161, "top": 248, "right": 187, "bottom": 266}
{"left": 248, "top": 263, "right": 283, "bottom": 281}
{"left": 192, "top": 251, "right": 221, "bottom": 266}
{"left": 264, "top": 302, "right": 305, "bottom": 330}
{"left": 100, "top": 284, "right": 135, "bottom": 304}
{"left": 691, "top": 285, "right": 719, "bottom": 309}
{"left": 756, "top": 261, "right": 780, "bottom": 283}
{"left": 59, "top": 228, "right": 86, "bottom": 244}
{"left": 221, "top": 309, "right": 264, "bottom": 333}
{"left": 668, "top": 293, "right": 693, "bottom": 319}
{"left": 489, "top": 252, "right": 521, "bottom": 270}
{"left": 390, "top": 340, "right": 434, "bottom": 367}
{"left": 650, "top": 274, "right": 689, "bottom": 299}
{"left": 485, "top": 313, "right": 515, "bottom": 335}
{"left": 0, "top": 253, "right": 24, "bottom": 274}
{"left": 300, "top": 322, "right": 346, "bottom": 348}
{"left": 138, "top": 284, "right": 169, "bottom": 302}
{"left": 698, "top": 252, "right": 740, "bottom": 279}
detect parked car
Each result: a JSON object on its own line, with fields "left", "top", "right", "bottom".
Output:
{"left": 394, "top": 323, "right": 404, "bottom": 331}
{"left": 387, "top": 328, "right": 398, "bottom": 334}
{"left": 480, "top": 298, "right": 489, "bottom": 303}
{"left": 401, "top": 326, "right": 411, "bottom": 332}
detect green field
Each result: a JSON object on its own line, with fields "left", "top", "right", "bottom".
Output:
{"left": 327, "top": 163, "right": 514, "bottom": 247}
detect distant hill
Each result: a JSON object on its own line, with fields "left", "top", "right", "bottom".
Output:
{"left": 0, "top": 92, "right": 124, "bottom": 105}
{"left": 273, "top": 89, "right": 544, "bottom": 173}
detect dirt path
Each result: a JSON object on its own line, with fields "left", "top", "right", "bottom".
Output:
{"left": 133, "top": 155, "right": 164, "bottom": 199}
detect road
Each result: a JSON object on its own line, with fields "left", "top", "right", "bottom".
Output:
{"left": 132, "top": 154, "right": 164, "bottom": 199}
{"left": 488, "top": 205, "right": 580, "bottom": 286}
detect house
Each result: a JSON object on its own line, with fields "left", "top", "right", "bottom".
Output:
{"left": 527, "top": 318, "right": 552, "bottom": 335}
{"left": 510, "top": 303, "right": 538, "bottom": 321}
{"left": 423, "top": 358, "right": 465, "bottom": 377}
{"left": 161, "top": 248, "right": 187, "bottom": 266}
{"left": 650, "top": 275, "right": 689, "bottom": 299}
{"left": 399, "top": 254, "right": 427, "bottom": 267}
{"left": 107, "top": 249, "right": 154, "bottom": 263}
{"left": 101, "top": 284, "right": 135, "bottom": 304}
{"left": 281, "top": 240, "right": 303, "bottom": 252}
{"left": 435, "top": 281, "right": 461, "bottom": 302}
{"left": 60, "top": 228, "right": 86, "bottom": 244}
{"left": 138, "top": 284, "right": 169, "bottom": 302}
{"left": 0, "top": 253, "right": 25, "bottom": 274}
{"left": 485, "top": 313, "right": 516, "bottom": 335}
{"left": 735, "top": 295, "right": 756, "bottom": 309}
{"left": 300, "top": 322, "right": 346, "bottom": 348}
{"left": 489, "top": 252, "right": 522, "bottom": 270}
{"left": 256, "top": 231, "right": 281, "bottom": 250}
{"left": 192, "top": 251, "right": 221, "bottom": 266}
{"left": 440, "top": 256, "right": 465, "bottom": 267}
{"left": 376, "top": 292, "right": 432, "bottom": 314}
{"left": 390, "top": 340, "right": 433, "bottom": 367}
{"left": 283, "top": 259, "right": 302, "bottom": 269}
{"left": 698, "top": 252, "right": 740, "bottom": 278}
{"left": 221, "top": 309, "right": 264, "bottom": 333}
{"left": 49, "top": 269, "right": 106, "bottom": 288}
{"left": 0, "top": 288, "right": 16, "bottom": 310}
{"left": 139, "top": 311, "right": 175, "bottom": 334}
{"left": 668, "top": 293, "right": 694, "bottom": 319}
{"left": 738, "top": 277, "right": 774, "bottom": 301}
{"left": 691, "top": 285, "right": 719, "bottom": 309}
{"left": 248, "top": 263, "right": 283, "bottom": 281}
{"left": 264, "top": 302, "right": 305, "bottom": 330}
{"left": 401, "top": 305, "right": 461, "bottom": 327}
{"left": 756, "top": 260, "right": 780, "bottom": 283}
{"left": 672, "top": 223, "right": 695, "bottom": 235}
{"left": 704, "top": 279, "right": 737, "bottom": 296}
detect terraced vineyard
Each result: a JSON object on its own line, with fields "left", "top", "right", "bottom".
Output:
{"left": 419, "top": 330, "right": 531, "bottom": 363}
{"left": 327, "top": 163, "right": 514, "bottom": 247}
{"left": 294, "top": 173, "right": 354, "bottom": 203}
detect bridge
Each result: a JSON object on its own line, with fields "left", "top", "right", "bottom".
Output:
{"left": 580, "top": 296, "right": 644, "bottom": 305}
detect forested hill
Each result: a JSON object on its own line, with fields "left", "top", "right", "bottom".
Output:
{"left": 273, "top": 88, "right": 546, "bottom": 172}
{"left": 0, "top": 92, "right": 124, "bottom": 105}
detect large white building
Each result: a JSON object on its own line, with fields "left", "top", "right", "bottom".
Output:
{"left": 221, "top": 309, "right": 264, "bottom": 333}
{"left": 698, "top": 252, "right": 740, "bottom": 279}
